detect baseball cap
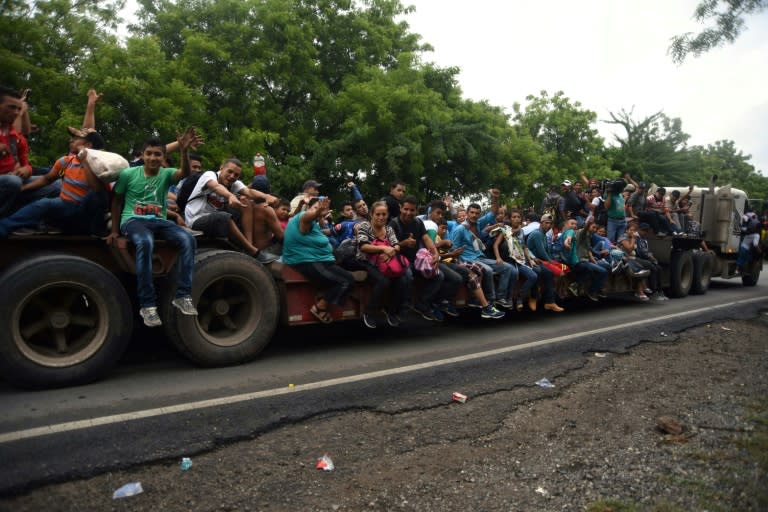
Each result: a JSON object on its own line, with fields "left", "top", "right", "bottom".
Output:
{"left": 83, "top": 131, "right": 105, "bottom": 150}
{"left": 562, "top": 179, "right": 572, "bottom": 187}
{"left": 251, "top": 175, "right": 271, "bottom": 193}
{"left": 68, "top": 126, "right": 105, "bottom": 150}
{"left": 540, "top": 213, "right": 554, "bottom": 222}
{"left": 302, "top": 179, "right": 322, "bottom": 191}
{"left": 624, "top": 184, "right": 636, "bottom": 192}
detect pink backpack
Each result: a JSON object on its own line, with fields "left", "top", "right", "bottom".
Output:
{"left": 368, "top": 238, "right": 409, "bottom": 278}
{"left": 414, "top": 248, "right": 440, "bottom": 279}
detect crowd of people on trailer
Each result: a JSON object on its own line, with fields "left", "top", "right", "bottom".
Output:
{"left": 1, "top": 86, "right": 763, "bottom": 328}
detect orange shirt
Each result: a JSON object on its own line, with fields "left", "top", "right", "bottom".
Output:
{"left": 52, "top": 155, "right": 90, "bottom": 203}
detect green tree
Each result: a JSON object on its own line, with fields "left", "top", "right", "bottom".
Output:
{"left": 605, "top": 109, "right": 699, "bottom": 186}
{"left": 669, "top": 0, "right": 767, "bottom": 63}
{"left": 513, "top": 90, "right": 611, "bottom": 188}
{"left": 690, "top": 140, "right": 768, "bottom": 199}
{"left": 0, "top": 0, "right": 125, "bottom": 165}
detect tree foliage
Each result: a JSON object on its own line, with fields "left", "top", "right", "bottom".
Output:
{"left": 669, "top": 0, "right": 767, "bottom": 63}
{"left": 690, "top": 140, "right": 768, "bottom": 198}
{"left": 0, "top": 0, "right": 125, "bottom": 162}
{"left": 605, "top": 108, "right": 697, "bottom": 185}
{"left": 512, "top": 90, "right": 612, "bottom": 199}
{"left": 2, "top": 0, "right": 765, "bottom": 208}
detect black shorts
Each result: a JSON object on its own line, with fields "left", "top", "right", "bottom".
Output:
{"left": 191, "top": 211, "right": 232, "bottom": 238}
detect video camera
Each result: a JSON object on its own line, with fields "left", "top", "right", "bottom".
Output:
{"left": 601, "top": 178, "right": 626, "bottom": 196}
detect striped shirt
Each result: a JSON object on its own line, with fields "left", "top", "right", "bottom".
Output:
{"left": 52, "top": 155, "right": 90, "bottom": 203}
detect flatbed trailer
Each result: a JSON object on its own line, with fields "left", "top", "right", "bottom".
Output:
{"left": 0, "top": 181, "right": 760, "bottom": 389}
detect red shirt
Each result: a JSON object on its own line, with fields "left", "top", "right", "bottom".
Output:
{"left": 645, "top": 194, "right": 667, "bottom": 214}
{"left": 0, "top": 126, "right": 30, "bottom": 174}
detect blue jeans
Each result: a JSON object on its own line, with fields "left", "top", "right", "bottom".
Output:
{"left": 516, "top": 263, "right": 539, "bottom": 298}
{"left": 0, "top": 191, "right": 109, "bottom": 238}
{"left": 607, "top": 217, "right": 626, "bottom": 243}
{"left": 437, "top": 263, "right": 463, "bottom": 302}
{"left": 121, "top": 218, "right": 197, "bottom": 308}
{"left": 475, "top": 258, "right": 517, "bottom": 301}
{"left": 0, "top": 174, "right": 61, "bottom": 217}
{"left": 407, "top": 263, "right": 445, "bottom": 309}
{"left": 573, "top": 261, "right": 609, "bottom": 294}
{"left": 290, "top": 260, "right": 355, "bottom": 306}
{"left": 532, "top": 264, "right": 556, "bottom": 303}
{"left": 360, "top": 260, "right": 409, "bottom": 315}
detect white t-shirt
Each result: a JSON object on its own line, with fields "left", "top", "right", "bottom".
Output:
{"left": 587, "top": 196, "right": 603, "bottom": 222}
{"left": 184, "top": 170, "right": 246, "bottom": 226}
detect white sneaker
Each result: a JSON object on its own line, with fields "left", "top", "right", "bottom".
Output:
{"left": 140, "top": 307, "right": 162, "bottom": 327}
{"left": 172, "top": 296, "right": 198, "bottom": 316}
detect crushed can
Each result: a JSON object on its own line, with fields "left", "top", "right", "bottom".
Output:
{"left": 316, "top": 454, "right": 335, "bottom": 471}
{"left": 452, "top": 392, "right": 468, "bottom": 403}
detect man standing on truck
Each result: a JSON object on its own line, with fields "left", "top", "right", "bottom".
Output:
{"left": 107, "top": 129, "right": 200, "bottom": 327}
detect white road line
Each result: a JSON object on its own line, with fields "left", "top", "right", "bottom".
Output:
{"left": 1, "top": 296, "right": 765, "bottom": 445}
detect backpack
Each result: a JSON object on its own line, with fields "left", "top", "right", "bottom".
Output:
{"left": 175, "top": 171, "right": 206, "bottom": 214}
{"left": 594, "top": 197, "right": 607, "bottom": 226}
{"left": 414, "top": 248, "right": 440, "bottom": 279}
{"left": 333, "top": 238, "right": 358, "bottom": 267}
{"left": 368, "top": 238, "right": 409, "bottom": 278}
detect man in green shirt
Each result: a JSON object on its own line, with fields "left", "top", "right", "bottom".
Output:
{"left": 107, "top": 129, "right": 199, "bottom": 327}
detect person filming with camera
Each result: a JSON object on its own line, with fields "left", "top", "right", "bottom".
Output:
{"left": 603, "top": 179, "right": 628, "bottom": 243}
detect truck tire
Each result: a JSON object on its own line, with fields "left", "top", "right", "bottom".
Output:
{"left": 0, "top": 255, "right": 132, "bottom": 389}
{"left": 668, "top": 251, "right": 693, "bottom": 298}
{"left": 161, "top": 250, "right": 279, "bottom": 366}
{"left": 741, "top": 259, "right": 762, "bottom": 287}
{"left": 690, "top": 251, "right": 713, "bottom": 295}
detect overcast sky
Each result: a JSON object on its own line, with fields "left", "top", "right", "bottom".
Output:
{"left": 121, "top": 0, "right": 767, "bottom": 176}
{"left": 401, "top": 0, "right": 768, "bottom": 176}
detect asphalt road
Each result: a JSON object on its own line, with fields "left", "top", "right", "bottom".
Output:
{"left": 1, "top": 279, "right": 766, "bottom": 495}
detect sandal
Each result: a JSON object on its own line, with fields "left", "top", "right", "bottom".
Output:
{"left": 310, "top": 303, "right": 332, "bottom": 324}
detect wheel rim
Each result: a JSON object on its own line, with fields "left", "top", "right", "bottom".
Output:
{"left": 12, "top": 282, "right": 109, "bottom": 368}
{"left": 193, "top": 274, "right": 262, "bottom": 347}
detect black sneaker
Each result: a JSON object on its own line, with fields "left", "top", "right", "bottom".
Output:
{"left": 436, "top": 300, "right": 460, "bottom": 317}
{"left": 431, "top": 306, "right": 445, "bottom": 322}
{"left": 383, "top": 310, "right": 401, "bottom": 327}
{"left": 362, "top": 313, "right": 377, "bottom": 329}
{"left": 413, "top": 304, "right": 436, "bottom": 321}
{"left": 11, "top": 227, "right": 37, "bottom": 236}
{"left": 481, "top": 305, "right": 505, "bottom": 319}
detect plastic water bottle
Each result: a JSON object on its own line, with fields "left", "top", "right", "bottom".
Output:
{"left": 252, "top": 153, "right": 266, "bottom": 176}
{"left": 180, "top": 457, "right": 193, "bottom": 471}
{"left": 112, "top": 482, "right": 143, "bottom": 499}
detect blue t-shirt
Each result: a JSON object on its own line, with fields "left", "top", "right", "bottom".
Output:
{"left": 448, "top": 211, "right": 496, "bottom": 262}
{"left": 282, "top": 211, "right": 335, "bottom": 265}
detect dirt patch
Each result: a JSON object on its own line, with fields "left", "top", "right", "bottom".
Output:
{"left": 3, "top": 315, "right": 768, "bottom": 511}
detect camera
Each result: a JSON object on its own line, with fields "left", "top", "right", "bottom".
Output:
{"left": 602, "top": 179, "right": 626, "bottom": 196}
